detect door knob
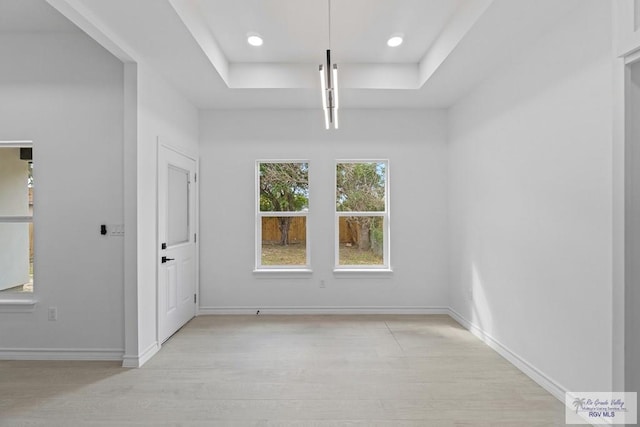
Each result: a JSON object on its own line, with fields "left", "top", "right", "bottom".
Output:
{"left": 161, "top": 256, "right": 175, "bottom": 263}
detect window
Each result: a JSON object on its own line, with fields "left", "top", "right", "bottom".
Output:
{"left": 256, "top": 161, "right": 309, "bottom": 270}
{"left": 0, "top": 144, "right": 34, "bottom": 293}
{"left": 336, "top": 160, "right": 389, "bottom": 269}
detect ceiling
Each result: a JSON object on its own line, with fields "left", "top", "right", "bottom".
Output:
{"left": 0, "top": 0, "right": 78, "bottom": 33}
{"left": 4, "top": 0, "right": 582, "bottom": 109}
{"left": 197, "top": 0, "right": 463, "bottom": 64}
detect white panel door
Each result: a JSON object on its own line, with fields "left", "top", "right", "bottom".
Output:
{"left": 158, "top": 144, "right": 197, "bottom": 343}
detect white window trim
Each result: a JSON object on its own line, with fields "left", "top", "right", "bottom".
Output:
{"left": 332, "top": 269, "right": 393, "bottom": 279}
{"left": 0, "top": 216, "right": 32, "bottom": 223}
{"left": 0, "top": 141, "right": 35, "bottom": 308}
{"left": 0, "top": 141, "right": 33, "bottom": 148}
{"left": 252, "top": 269, "right": 313, "bottom": 278}
{"left": 334, "top": 159, "right": 391, "bottom": 273}
{"left": 255, "top": 160, "right": 311, "bottom": 272}
{"left": 0, "top": 299, "right": 38, "bottom": 312}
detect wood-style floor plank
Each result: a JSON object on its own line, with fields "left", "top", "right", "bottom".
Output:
{"left": 0, "top": 315, "right": 565, "bottom": 426}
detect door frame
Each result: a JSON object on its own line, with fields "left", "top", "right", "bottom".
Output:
{"left": 156, "top": 138, "right": 200, "bottom": 345}
{"left": 613, "top": 43, "right": 640, "bottom": 394}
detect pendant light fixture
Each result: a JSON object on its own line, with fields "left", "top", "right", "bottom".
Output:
{"left": 319, "top": 0, "right": 338, "bottom": 129}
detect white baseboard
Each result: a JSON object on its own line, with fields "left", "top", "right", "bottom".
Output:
{"left": 447, "top": 308, "right": 568, "bottom": 403}
{"left": 0, "top": 348, "right": 123, "bottom": 361}
{"left": 122, "top": 341, "right": 159, "bottom": 368}
{"left": 0, "top": 342, "right": 159, "bottom": 367}
{"left": 198, "top": 306, "right": 450, "bottom": 315}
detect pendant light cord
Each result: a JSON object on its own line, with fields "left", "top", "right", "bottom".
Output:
{"left": 328, "top": 0, "right": 331, "bottom": 49}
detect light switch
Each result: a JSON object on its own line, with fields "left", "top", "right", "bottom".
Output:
{"left": 109, "top": 224, "right": 124, "bottom": 237}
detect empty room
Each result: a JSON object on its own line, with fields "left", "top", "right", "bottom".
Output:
{"left": 0, "top": 0, "right": 637, "bottom": 425}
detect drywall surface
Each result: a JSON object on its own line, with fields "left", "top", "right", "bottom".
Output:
{"left": 199, "top": 109, "right": 449, "bottom": 312}
{"left": 0, "top": 32, "right": 125, "bottom": 354}
{"left": 448, "top": 0, "right": 613, "bottom": 393}
{"left": 133, "top": 63, "right": 199, "bottom": 357}
{"left": 626, "top": 61, "right": 640, "bottom": 394}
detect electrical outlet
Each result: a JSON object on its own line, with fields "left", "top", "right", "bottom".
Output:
{"left": 48, "top": 307, "right": 58, "bottom": 321}
{"left": 320, "top": 280, "right": 326, "bottom": 288}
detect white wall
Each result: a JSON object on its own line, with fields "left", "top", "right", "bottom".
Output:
{"left": 0, "top": 28, "right": 198, "bottom": 362}
{"left": 448, "top": 0, "right": 613, "bottom": 394}
{"left": 0, "top": 32, "right": 125, "bottom": 355}
{"left": 0, "top": 149, "right": 29, "bottom": 216}
{"left": 0, "top": 148, "right": 30, "bottom": 290}
{"left": 128, "top": 63, "right": 199, "bottom": 362}
{"left": 199, "top": 109, "right": 448, "bottom": 312}
{"left": 626, "top": 61, "right": 640, "bottom": 394}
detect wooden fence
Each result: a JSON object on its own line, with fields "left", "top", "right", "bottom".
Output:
{"left": 261, "top": 217, "right": 356, "bottom": 244}
{"left": 261, "top": 217, "right": 307, "bottom": 244}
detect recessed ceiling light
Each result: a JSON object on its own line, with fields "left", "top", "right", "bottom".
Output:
{"left": 387, "top": 34, "right": 404, "bottom": 47}
{"left": 247, "top": 34, "right": 263, "bottom": 47}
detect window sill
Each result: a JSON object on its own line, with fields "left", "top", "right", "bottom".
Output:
{"left": 0, "top": 298, "right": 38, "bottom": 313}
{"left": 253, "top": 269, "right": 313, "bottom": 279}
{"left": 333, "top": 268, "right": 393, "bottom": 279}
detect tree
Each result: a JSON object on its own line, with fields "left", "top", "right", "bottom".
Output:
{"left": 336, "top": 163, "right": 385, "bottom": 251}
{"left": 259, "top": 163, "right": 308, "bottom": 246}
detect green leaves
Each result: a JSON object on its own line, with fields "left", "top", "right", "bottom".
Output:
{"left": 259, "top": 162, "right": 309, "bottom": 212}
{"left": 336, "top": 162, "right": 386, "bottom": 212}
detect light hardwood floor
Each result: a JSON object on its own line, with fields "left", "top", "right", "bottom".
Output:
{"left": 0, "top": 315, "right": 565, "bottom": 426}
